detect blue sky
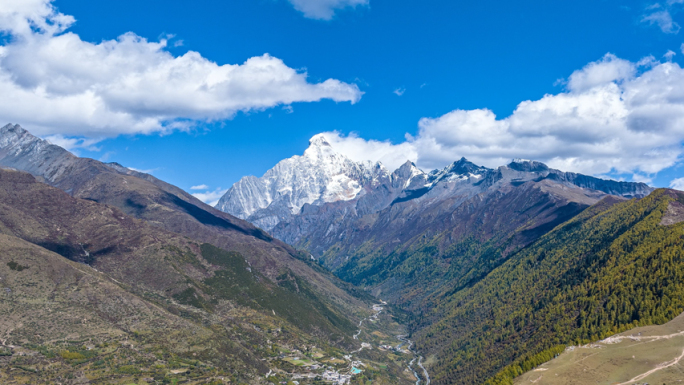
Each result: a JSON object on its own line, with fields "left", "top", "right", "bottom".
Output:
{"left": 2, "top": 0, "right": 684, "bottom": 203}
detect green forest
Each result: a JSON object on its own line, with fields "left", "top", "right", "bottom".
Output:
{"left": 413, "top": 189, "right": 684, "bottom": 384}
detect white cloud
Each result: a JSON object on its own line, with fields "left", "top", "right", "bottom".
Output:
{"left": 192, "top": 188, "right": 228, "bottom": 206}
{"left": 288, "top": 0, "right": 369, "bottom": 20}
{"left": 127, "top": 166, "right": 159, "bottom": 174}
{"left": 642, "top": 5, "right": 681, "bottom": 34}
{"left": 322, "top": 131, "right": 418, "bottom": 171}
{"left": 44, "top": 134, "right": 102, "bottom": 151}
{"left": 190, "top": 184, "right": 209, "bottom": 190}
{"left": 0, "top": 0, "right": 362, "bottom": 140}
{"left": 323, "top": 54, "right": 684, "bottom": 182}
{"left": 394, "top": 87, "right": 406, "bottom": 96}
{"left": 671, "top": 177, "right": 684, "bottom": 190}
{"left": 0, "top": 0, "right": 74, "bottom": 36}
{"left": 566, "top": 54, "right": 636, "bottom": 92}
{"left": 665, "top": 50, "right": 677, "bottom": 61}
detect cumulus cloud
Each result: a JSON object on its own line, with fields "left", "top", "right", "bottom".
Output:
{"left": 0, "top": 0, "right": 362, "bottom": 139}
{"left": 0, "top": 0, "right": 74, "bottom": 36}
{"left": 324, "top": 54, "right": 684, "bottom": 181}
{"left": 190, "top": 184, "right": 209, "bottom": 190}
{"left": 321, "top": 131, "right": 418, "bottom": 171}
{"left": 192, "top": 188, "right": 228, "bottom": 206}
{"left": 287, "top": 0, "right": 369, "bottom": 20}
{"left": 671, "top": 177, "right": 684, "bottom": 190}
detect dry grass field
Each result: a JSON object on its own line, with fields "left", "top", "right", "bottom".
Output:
{"left": 515, "top": 311, "right": 684, "bottom": 385}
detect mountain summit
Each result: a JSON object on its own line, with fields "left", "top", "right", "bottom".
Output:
{"left": 216, "top": 134, "right": 400, "bottom": 230}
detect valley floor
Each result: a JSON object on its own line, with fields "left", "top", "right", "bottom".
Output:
{"left": 515, "top": 310, "right": 684, "bottom": 385}
{"left": 271, "top": 301, "right": 423, "bottom": 385}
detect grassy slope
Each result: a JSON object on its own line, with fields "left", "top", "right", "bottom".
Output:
{"left": 0, "top": 233, "right": 261, "bottom": 384}
{"left": 0, "top": 169, "right": 356, "bottom": 342}
{"left": 414, "top": 189, "right": 684, "bottom": 385}
{"left": 514, "top": 310, "right": 684, "bottom": 384}
{"left": 0, "top": 169, "right": 373, "bottom": 383}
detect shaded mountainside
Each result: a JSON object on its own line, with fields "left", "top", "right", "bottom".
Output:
{"left": 272, "top": 156, "right": 651, "bottom": 310}
{"left": 0, "top": 168, "right": 355, "bottom": 340}
{"left": 414, "top": 189, "right": 684, "bottom": 385}
{"left": 0, "top": 123, "right": 366, "bottom": 319}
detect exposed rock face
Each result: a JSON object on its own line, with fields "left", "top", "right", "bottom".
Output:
{"left": 660, "top": 190, "right": 684, "bottom": 226}
{"left": 0, "top": 123, "right": 80, "bottom": 184}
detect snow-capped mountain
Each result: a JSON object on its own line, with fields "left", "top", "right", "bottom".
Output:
{"left": 216, "top": 134, "right": 406, "bottom": 230}
{"left": 217, "top": 133, "right": 656, "bottom": 235}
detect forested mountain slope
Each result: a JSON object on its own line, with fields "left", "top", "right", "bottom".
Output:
{"left": 413, "top": 189, "right": 684, "bottom": 385}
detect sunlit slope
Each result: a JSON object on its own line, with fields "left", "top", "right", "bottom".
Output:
{"left": 514, "top": 311, "right": 684, "bottom": 384}
{"left": 414, "top": 189, "right": 684, "bottom": 385}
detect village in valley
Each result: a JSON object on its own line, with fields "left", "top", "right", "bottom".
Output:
{"left": 265, "top": 302, "right": 425, "bottom": 385}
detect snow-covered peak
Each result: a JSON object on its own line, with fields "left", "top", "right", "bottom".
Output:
{"left": 392, "top": 160, "right": 427, "bottom": 189}
{"left": 216, "top": 134, "right": 388, "bottom": 230}
{"left": 427, "top": 158, "right": 490, "bottom": 185}
{"left": 303, "top": 134, "right": 340, "bottom": 161}
{"left": 395, "top": 160, "right": 422, "bottom": 177}
{"left": 308, "top": 133, "right": 332, "bottom": 147}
